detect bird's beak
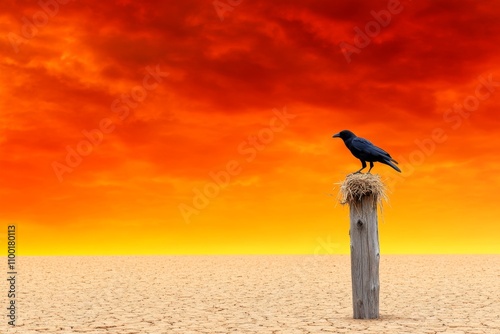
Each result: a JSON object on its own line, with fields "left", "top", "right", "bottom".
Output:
{"left": 332, "top": 133, "right": 340, "bottom": 138}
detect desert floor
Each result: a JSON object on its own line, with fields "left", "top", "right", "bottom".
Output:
{"left": 2, "top": 255, "right": 499, "bottom": 333}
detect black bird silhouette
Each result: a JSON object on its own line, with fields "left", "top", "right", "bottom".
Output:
{"left": 332, "top": 130, "right": 401, "bottom": 173}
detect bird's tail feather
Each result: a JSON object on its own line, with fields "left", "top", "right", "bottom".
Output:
{"left": 391, "top": 158, "right": 399, "bottom": 164}
{"left": 386, "top": 160, "right": 401, "bottom": 173}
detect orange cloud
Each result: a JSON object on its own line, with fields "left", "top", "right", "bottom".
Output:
{"left": 1, "top": 0, "right": 499, "bottom": 255}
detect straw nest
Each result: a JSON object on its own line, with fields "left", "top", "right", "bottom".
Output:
{"left": 337, "top": 173, "right": 387, "bottom": 206}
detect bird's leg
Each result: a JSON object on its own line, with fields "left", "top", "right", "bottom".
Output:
{"left": 352, "top": 160, "right": 367, "bottom": 174}
{"left": 367, "top": 161, "right": 374, "bottom": 173}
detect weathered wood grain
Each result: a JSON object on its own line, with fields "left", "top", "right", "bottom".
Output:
{"left": 349, "top": 194, "right": 380, "bottom": 319}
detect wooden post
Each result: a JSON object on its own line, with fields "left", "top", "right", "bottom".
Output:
{"left": 349, "top": 194, "right": 380, "bottom": 319}
{"left": 339, "top": 174, "right": 383, "bottom": 319}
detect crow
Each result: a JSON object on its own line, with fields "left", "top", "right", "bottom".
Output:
{"left": 332, "top": 130, "right": 401, "bottom": 173}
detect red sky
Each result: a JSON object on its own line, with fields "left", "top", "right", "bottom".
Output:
{"left": 1, "top": 0, "right": 499, "bottom": 254}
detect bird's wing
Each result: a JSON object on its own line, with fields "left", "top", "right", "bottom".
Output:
{"left": 350, "top": 137, "right": 392, "bottom": 158}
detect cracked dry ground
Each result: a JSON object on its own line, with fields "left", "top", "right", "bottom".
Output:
{"left": 2, "top": 255, "right": 499, "bottom": 334}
